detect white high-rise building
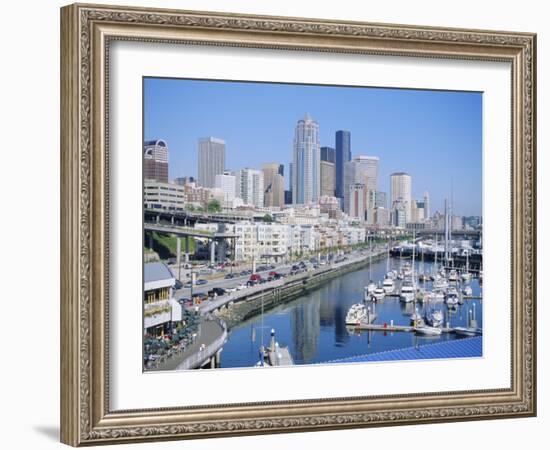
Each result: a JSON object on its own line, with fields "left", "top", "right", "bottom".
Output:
{"left": 423, "top": 191, "right": 430, "bottom": 220}
{"left": 236, "top": 168, "right": 264, "bottom": 208}
{"left": 292, "top": 113, "right": 320, "bottom": 204}
{"left": 390, "top": 172, "right": 412, "bottom": 223}
{"left": 198, "top": 137, "right": 225, "bottom": 188}
{"left": 343, "top": 156, "right": 379, "bottom": 214}
{"left": 214, "top": 171, "right": 236, "bottom": 208}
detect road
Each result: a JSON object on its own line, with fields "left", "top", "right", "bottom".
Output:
{"left": 169, "top": 245, "right": 389, "bottom": 307}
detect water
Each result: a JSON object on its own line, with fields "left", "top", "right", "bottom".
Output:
{"left": 220, "top": 256, "right": 483, "bottom": 369}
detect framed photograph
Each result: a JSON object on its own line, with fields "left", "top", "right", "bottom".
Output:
{"left": 60, "top": 3, "right": 536, "bottom": 446}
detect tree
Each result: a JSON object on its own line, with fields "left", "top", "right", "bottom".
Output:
{"left": 207, "top": 199, "right": 222, "bottom": 213}
{"left": 262, "top": 213, "right": 273, "bottom": 223}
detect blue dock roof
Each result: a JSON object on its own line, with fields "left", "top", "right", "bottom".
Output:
{"left": 322, "top": 336, "right": 482, "bottom": 364}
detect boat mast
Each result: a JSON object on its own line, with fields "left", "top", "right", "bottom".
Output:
{"left": 386, "top": 236, "right": 390, "bottom": 272}
{"left": 434, "top": 234, "right": 438, "bottom": 275}
{"left": 412, "top": 230, "right": 416, "bottom": 284}
{"left": 369, "top": 235, "right": 372, "bottom": 280}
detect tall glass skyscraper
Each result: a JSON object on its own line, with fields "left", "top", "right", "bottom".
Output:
{"left": 320, "top": 146, "right": 336, "bottom": 163}
{"left": 198, "top": 137, "right": 225, "bottom": 188}
{"left": 335, "top": 130, "right": 351, "bottom": 202}
{"left": 292, "top": 113, "right": 320, "bottom": 204}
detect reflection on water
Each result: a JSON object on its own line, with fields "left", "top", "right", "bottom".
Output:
{"left": 220, "top": 257, "right": 483, "bottom": 368}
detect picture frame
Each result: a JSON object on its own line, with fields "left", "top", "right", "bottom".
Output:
{"left": 60, "top": 3, "right": 536, "bottom": 446}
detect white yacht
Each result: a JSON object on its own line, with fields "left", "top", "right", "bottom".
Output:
{"left": 425, "top": 309, "right": 444, "bottom": 327}
{"left": 400, "top": 282, "right": 415, "bottom": 303}
{"left": 366, "top": 281, "right": 376, "bottom": 295}
{"left": 416, "top": 326, "right": 442, "bottom": 336}
{"left": 382, "top": 277, "right": 395, "bottom": 294}
{"left": 462, "top": 285, "right": 473, "bottom": 296}
{"left": 345, "top": 304, "right": 368, "bottom": 325}
{"left": 372, "top": 285, "right": 386, "bottom": 302}
{"left": 448, "top": 269, "right": 459, "bottom": 282}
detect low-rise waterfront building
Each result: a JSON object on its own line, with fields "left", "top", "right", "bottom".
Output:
{"left": 144, "top": 262, "right": 182, "bottom": 337}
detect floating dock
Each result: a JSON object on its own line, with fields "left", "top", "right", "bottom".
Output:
{"left": 348, "top": 323, "right": 480, "bottom": 335}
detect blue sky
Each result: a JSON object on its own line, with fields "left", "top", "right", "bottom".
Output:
{"left": 144, "top": 77, "right": 482, "bottom": 216}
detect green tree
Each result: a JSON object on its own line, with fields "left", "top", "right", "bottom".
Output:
{"left": 262, "top": 213, "right": 273, "bottom": 223}
{"left": 207, "top": 199, "right": 222, "bottom": 213}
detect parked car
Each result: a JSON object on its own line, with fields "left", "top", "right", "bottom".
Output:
{"left": 268, "top": 271, "right": 282, "bottom": 281}
{"left": 236, "top": 283, "right": 247, "bottom": 290}
{"left": 178, "top": 297, "right": 192, "bottom": 305}
{"left": 249, "top": 273, "right": 262, "bottom": 283}
{"left": 195, "top": 279, "right": 208, "bottom": 285}
{"left": 208, "top": 287, "right": 226, "bottom": 297}
{"left": 225, "top": 287, "right": 237, "bottom": 293}
{"left": 191, "top": 292, "right": 208, "bottom": 303}
{"left": 174, "top": 279, "right": 183, "bottom": 289}
{"left": 224, "top": 273, "right": 236, "bottom": 279}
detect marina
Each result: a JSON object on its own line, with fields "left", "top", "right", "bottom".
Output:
{"left": 218, "top": 247, "right": 483, "bottom": 368}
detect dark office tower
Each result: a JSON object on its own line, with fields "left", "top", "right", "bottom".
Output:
{"left": 335, "top": 131, "right": 351, "bottom": 201}
{"left": 320, "top": 146, "right": 336, "bottom": 164}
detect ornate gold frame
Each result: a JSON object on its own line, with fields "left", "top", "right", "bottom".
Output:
{"left": 60, "top": 3, "right": 536, "bottom": 446}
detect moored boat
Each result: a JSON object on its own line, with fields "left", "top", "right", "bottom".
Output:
{"left": 345, "top": 303, "right": 368, "bottom": 325}
{"left": 372, "top": 285, "right": 386, "bottom": 302}
{"left": 416, "top": 326, "right": 442, "bottom": 336}
{"left": 382, "top": 277, "right": 395, "bottom": 294}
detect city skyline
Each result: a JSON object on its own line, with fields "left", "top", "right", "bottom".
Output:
{"left": 144, "top": 77, "right": 482, "bottom": 216}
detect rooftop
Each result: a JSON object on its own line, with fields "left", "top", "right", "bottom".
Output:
{"left": 321, "top": 336, "right": 482, "bottom": 364}
{"left": 144, "top": 262, "right": 174, "bottom": 283}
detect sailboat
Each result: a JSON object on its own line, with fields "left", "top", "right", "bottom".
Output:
{"left": 418, "top": 247, "right": 428, "bottom": 282}
{"left": 461, "top": 251, "right": 472, "bottom": 282}
{"left": 365, "top": 236, "right": 377, "bottom": 295}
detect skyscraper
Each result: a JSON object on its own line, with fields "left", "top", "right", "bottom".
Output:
{"left": 292, "top": 113, "right": 320, "bottom": 204}
{"left": 423, "top": 191, "right": 430, "bottom": 220}
{"left": 262, "top": 163, "right": 285, "bottom": 208}
{"left": 144, "top": 139, "right": 169, "bottom": 183}
{"left": 320, "top": 146, "right": 336, "bottom": 164}
{"left": 198, "top": 137, "right": 225, "bottom": 188}
{"left": 343, "top": 156, "right": 377, "bottom": 215}
{"left": 390, "top": 172, "right": 412, "bottom": 223}
{"left": 335, "top": 131, "right": 351, "bottom": 202}
{"left": 320, "top": 160, "right": 336, "bottom": 197}
{"left": 236, "top": 168, "right": 264, "bottom": 207}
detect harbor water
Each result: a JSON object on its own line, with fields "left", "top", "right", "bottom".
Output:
{"left": 220, "top": 256, "right": 483, "bottom": 368}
